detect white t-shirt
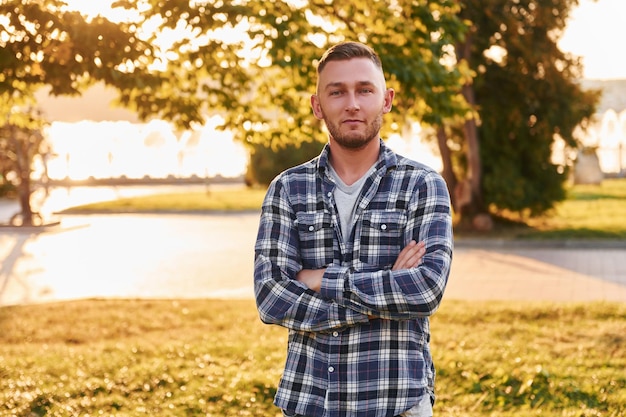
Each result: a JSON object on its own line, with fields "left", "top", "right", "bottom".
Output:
{"left": 327, "top": 163, "right": 372, "bottom": 243}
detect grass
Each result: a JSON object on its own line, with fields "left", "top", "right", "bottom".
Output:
{"left": 59, "top": 187, "right": 268, "bottom": 213}
{"left": 4, "top": 179, "right": 626, "bottom": 415}
{"left": 489, "top": 178, "right": 626, "bottom": 240}
{"left": 1, "top": 299, "right": 624, "bottom": 416}
{"left": 60, "top": 178, "right": 626, "bottom": 240}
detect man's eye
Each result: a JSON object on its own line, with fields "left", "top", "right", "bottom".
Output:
{"left": 330, "top": 90, "right": 343, "bottom": 96}
{"left": 360, "top": 88, "right": 373, "bottom": 94}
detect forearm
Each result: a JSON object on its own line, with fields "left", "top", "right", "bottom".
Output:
{"left": 254, "top": 254, "right": 370, "bottom": 332}
{"left": 320, "top": 214, "right": 453, "bottom": 319}
{"left": 321, "top": 258, "right": 450, "bottom": 319}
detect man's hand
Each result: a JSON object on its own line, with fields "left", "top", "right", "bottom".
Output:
{"left": 296, "top": 268, "right": 325, "bottom": 292}
{"left": 392, "top": 240, "right": 426, "bottom": 271}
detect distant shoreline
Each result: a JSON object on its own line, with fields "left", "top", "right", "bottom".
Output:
{"left": 36, "top": 175, "right": 246, "bottom": 188}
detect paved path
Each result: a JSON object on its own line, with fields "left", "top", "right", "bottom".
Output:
{"left": 2, "top": 212, "right": 626, "bottom": 307}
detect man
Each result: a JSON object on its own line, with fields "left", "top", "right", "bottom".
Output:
{"left": 254, "top": 41, "right": 453, "bottom": 417}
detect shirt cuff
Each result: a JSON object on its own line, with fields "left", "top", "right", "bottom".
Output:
{"left": 320, "top": 264, "right": 349, "bottom": 304}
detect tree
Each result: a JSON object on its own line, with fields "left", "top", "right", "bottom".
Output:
{"left": 444, "top": 0, "right": 600, "bottom": 228}
{"left": 2, "top": 0, "right": 468, "bottom": 190}
{"left": 0, "top": 93, "right": 48, "bottom": 225}
{"left": 0, "top": 0, "right": 154, "bottom": 224}
{"left": 245, "top": 139, "right": 325, "bottom": 187}
{"left": 241, "top": 0, "right": 467, "bottom": 139}
{"left": 0, "top": 0, "right": 253, "bottom": 223}
{"left": 0, "top": 0, "right": 231, "bottom": 128}
{"left": 2, "top": 0, "right": 599, "bottom": 229}
{"left": 217, "top": 0, "right": 469, "bottom": 184}
{"left": 232, "top": 0, "right": 599, "bottom": 226}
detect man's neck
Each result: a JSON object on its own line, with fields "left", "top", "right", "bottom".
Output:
{"left": 328, "top": 138, "right": 380, "bottom": 185}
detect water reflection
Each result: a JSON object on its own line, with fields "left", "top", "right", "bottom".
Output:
{"left": 0, "top": 212, "right": 259, "bottom": 306}
{"left": 0, "top": 184, "right": 240, "bottom": 225}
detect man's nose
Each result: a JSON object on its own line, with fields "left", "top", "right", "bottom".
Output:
{"left": 345, "top": 93, "right": 360, "bottom": 111}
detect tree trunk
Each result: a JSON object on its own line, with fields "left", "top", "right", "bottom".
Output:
{"left": 461, "top": 83, "right": 484, "bottom": 217}
{"left": 10, "top": 125, "right": 37, "bottom": 226}
{"left": 455, "top": 30, "right": 488, "bottom": 229}
{"left": 17, "top": 174, "right": 34, "bottom": 226}
{"left": 435, "top": 125, "right": 458, "bottom": 211}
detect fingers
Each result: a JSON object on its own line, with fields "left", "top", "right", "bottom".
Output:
{"left": 296, "top": 268, "right": 325, "bottom": 292}
{"left": 392, "top": 240, "right": 426, "bottom": 271}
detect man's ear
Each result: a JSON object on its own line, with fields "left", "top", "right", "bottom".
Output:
{"left": 383, "top": 88, "right": 395, "bottom": 114}
{"left": 311, "top": 94, "right": 324, "bottom": 120}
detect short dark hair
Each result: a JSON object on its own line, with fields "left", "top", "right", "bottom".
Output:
{"left": 317, "top": 41, "right": 383, "bottom": 75}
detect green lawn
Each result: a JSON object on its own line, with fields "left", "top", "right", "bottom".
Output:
{"left": 493, "top": 178, "right": 626, "bottom": 239}
{"left": 60, "top": 178, "right": 626, "bottom": 240}
{"left": 1, "top": 299, "right": 624, "bottom": 416}
{"left": 59, "top": 187, "right": 268, "bottom": 213}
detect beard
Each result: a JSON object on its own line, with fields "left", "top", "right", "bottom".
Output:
{"left": 323, "top": 112, "right": 383, "bottom": 150}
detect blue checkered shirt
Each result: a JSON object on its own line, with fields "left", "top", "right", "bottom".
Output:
{"left": 254, "top": 140, "right": 453, "bottom": 417}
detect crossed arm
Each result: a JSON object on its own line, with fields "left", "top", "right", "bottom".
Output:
{"left": 296, "top": 240, "right": 426, "bottom": 292}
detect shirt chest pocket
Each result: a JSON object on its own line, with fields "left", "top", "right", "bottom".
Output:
{"left": 295, "top": 211, "right": 334, "bottom": 269}
{"left": 358, "top": 210, "right": 407, "bottom": 268}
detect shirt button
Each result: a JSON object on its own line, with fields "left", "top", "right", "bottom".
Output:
{"left": 332, "top": 331, "right": 339, "bottom": 337}
{"left": 381, "top": 224, "right": 387, "bottom": 230}
{"left": 328, "top": 366, "right": 335, "bottom": 373}
{"left": 327, "top": 192, "right": 332, "bottom": 197}
{"left": 308, "top": 225, "right": 314, "bottom": 231}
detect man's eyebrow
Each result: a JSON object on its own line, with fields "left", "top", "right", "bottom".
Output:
{"left": 323, "top": 80, "right": 377, "bottom": 90}
{"left": 323, "top": 82, "right": 346, "bottom": 91}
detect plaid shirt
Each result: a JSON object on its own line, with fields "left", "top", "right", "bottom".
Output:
{"left": 254, "top": 140, "right": 453, "bottom": 417}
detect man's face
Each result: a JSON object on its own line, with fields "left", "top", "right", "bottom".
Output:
{"left": 311, "top": 57, "right": 394, "bottom": 150}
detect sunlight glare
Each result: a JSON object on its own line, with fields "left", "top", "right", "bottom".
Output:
{"left": 61, "top": 0, "right": 138, "bottom": 22}
{"left": 559, "top": 0, "right": 626, "bottom": 79}
{"left": 43, "top": 117, "right": 248, "bottom": 182}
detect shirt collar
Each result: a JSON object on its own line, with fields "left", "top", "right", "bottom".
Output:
{"left": 317, "top": 138, "right": 398, "bottom": 176}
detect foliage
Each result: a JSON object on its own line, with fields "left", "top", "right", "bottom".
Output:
{"left": 0, "top": 0, "right": 600, "bottom": 220}
{"left": 138, "top": 0, "right": 468, "bottom": 184}
{"left": 236, "top": 0, "right": 468, "bottom": 143}
{"left": 0, "top": 0, "right": 155, "bottom": 222}
{"left": 453, "top": 0, "right": 600, "bottom": 216}
{"left": 0, "top": 0, "right": 189, "bottom": 125}
{"left": 0, "top": 0, "right": 467, "bottom": 187}
{"left": 245, "top": 138, "right": 325, "bottom": 186}
{"left": 0, "top": 299, "right": 624, "bottom": 416}
{"left": 1, "top": 1, "right": 142, "bottom": 92}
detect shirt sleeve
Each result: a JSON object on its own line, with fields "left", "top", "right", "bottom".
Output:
{"left": 320, "top": 171, "right": 454, "bottom": 320}
{"left": 253, "top": 177, "right": 370, "bottom": 332}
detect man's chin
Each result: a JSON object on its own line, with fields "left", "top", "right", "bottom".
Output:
{"left": 334, "top": 135, "right": 375, "bottom": 150}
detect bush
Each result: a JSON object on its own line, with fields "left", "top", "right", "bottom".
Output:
{"left": 245, "top": 139, "right": 325, "bottom": 186}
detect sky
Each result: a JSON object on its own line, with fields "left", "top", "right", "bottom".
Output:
{"left": 559, "top": 0, "right": 626, "bottom": 80}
